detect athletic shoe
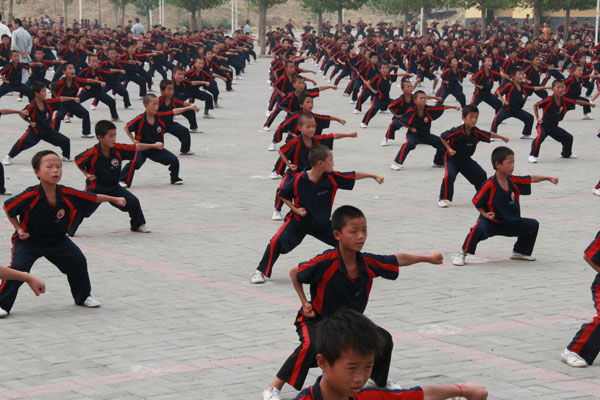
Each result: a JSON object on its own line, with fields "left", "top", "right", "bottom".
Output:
{"left": 118, "top": 181, "right": 128, "bottom": 188}
{"left": 272, "top": 210, "right": 283, "bottom": 221}
{"left": 2, "top": 155, "right": 12, "bottom": 166}
{"left": 0, "top": 190, "right": 12, "bottom": 196}
{"left": 390, "top": 162, "right": 403, "bottom": 170}
{"left": 180, "top": 151, "right": 195, "bottom": 155}
{"left": 133, "top": 224, "right": 151, "bottom": 233}
{"left": 453, "top": 252, "right": 466, "bottom": 266}
{"left": 562, "top": 154, "right": 578, "bottom": 159}
{"left": 263, "top": 126, "right": 271, "bottom": 131}
{"left": 64, "top": 116, "right": 71, "bottom": 123}
{"left": 528, "top": 155, "right": 538, "bottom": 163}
{"left": 360, "top": 122, "right": 368, "bottom": 128}
{"left": 583, "top": 114, "right": 593, "bottom": 120}
{"left": 61, "top": 156, "right": 72, "bottom": 162}
{"left": 124, "top": 105, "right": 133, "bottom": 110}
{"left": 593, "top": 188, "right": 600, "bottom": 196}
{"left": 171, "top": 178, "right": 184, "bottom": 185}
{"left": 510, "top": 252, "right": 536, "bottom": 261}
{"left": 343, "top": 93, "right": 350, "bottom": 97}
{"left": 380, "top": 138, "right": 388, "bottom": 146}
{"left": 265, "top": 110, "right": 271, "bottom": 117}
{"left": 262, "top": 386, "right": 280, "bottom": 399}
{"left": 520, "top": 135, "right": 532, "bottom": 140}
{"left": 214, "top": 103, "right": 222, "bottom": 108}
{"left": 81, "top": 134, "right": 94, "bottom": 138}
{"left": 111, "top": 118, "right": 122, "bottom": 122}
{"left": 270, "top": 171, "right": 281, "bottom": 179}
{"left": 268, "top": 142, "right": 276, "bottom": 151}
{"left": 190, "top": 128, "right": 203, "bottom": 133}
{"left": 203, "top": 113, "right": 215, "bottom": 119}
{"left": 90, "top": 105, "right": 97, "bottom": 110}
{"left": 561, "top": 348, "right": 589, "bottom": 367}
{"left": 438, "top": 199, "right": 451, "bottom": 208}
{"left": 137, "top": 96, "right": 144, "bottom": 100}
{"left": 431, "top": 163, "right": 444, "bottom": 168}
{"left": 251, "top": 270, "right": 265, "bottom": 284}
{"left": 0, "top": 307, "right": 7, "bottom": 318}
{"left": 83, "top": 295, "right": 101, "bottom": 308}
{"left": 349, "top": 99, "right": 356, "bottom": 104}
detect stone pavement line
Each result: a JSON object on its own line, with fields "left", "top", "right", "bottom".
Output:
{"left": 0, "top": 350, "right": 292, "bottom": 400}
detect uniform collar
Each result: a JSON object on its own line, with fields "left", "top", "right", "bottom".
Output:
{"left": 336, "top": 248, "right": 367, "bottom": 280}
{"left": 37, "top": 184, "right": 63, "bottom": 207}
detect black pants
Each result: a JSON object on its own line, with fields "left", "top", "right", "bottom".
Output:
{"left": 566, "top": 95, "right": 592, "bottom": 115}
{"left": 9, "top": 128, "right": 70, "bottom": 159}
{"left": 180, "top": 109, "right": 198, "bottom": 130}
{"left": 394, "top": 132, "right": 445, "bottom": 166}
{"left": 362, "top": 98, "right": 390, "bottom": 125}
{"left": 567, "top": 274, "right": 600, "bottom": 365}
{"left": 54, "top": 102, "right": 91, "bottom": 136}
{"left": 122, "top": 73, "right": 147, "bottom": 96}
{"left": 436, "top": 86, "right": 466, "bottom": 107}
{"left": 87, "top": 186, "right": 146, "bottom": 231}
{"left": 530, "top": 124, "right": 573, "bottom": 158}
{"left": 121, "top": 148, "right": 180, "bottom": 185}
{"left": 385, "top": 118, "right": 403, "bottom": 140}
{"left": 99, "top": 81, "right": 131, "bottom": 108}
{"left": 257, "top": 218, "right": 337, "bottom": 278}
{"left": 440, "top": 156, "right": 486, "bottom": 201}
{"left": 79, "top": 88, "right": 119, "bottom": 119}
{"left": 276, "top": 313, "right": 393, "bottom": 390}
{"left": 356, "top": 87, "right": 373, "bottom": 111}
{"left": 0, "top": 82, "right": 33, "bottom": 101}
{"left": 0, "top": 236, "right": 91, "bottom": 313}
{"left": 191, "top": 88, "right": 214, "bottom": 112}
{"left": 165, "top": 122, "right": 191, "bottom": 153}
{"left": 471, "top": 92, "right": 502, "bottom": 112}
{"left": 461, "top": 217, "right": 539, "bottom": 255}
{"left": 491, "top": 107, "right": 534, "bottom": 137}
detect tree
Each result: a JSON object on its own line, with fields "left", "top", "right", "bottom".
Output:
{"left": 133, "top": 0, "right": 159, "bottom": 28}
{"left": 558, "top": 0, "right": 595, "bottom": 38}
{"left": 451, "top": 0, "right": 517, "bottom": 32}
{"left": 301, "top": 0, "right": 327, "bottom": 36}
{"left": 8, "top": 0, "right": 28, "bottom": 22}
{"left": 109, "top": 0, "right": 130, "bottom": 26}
{"left": 167, "top": 0, "right": 225, "bottom": 31}
{"left": 62, "top": 0, "right": 73, "bottom": 24}
{"left": 368, "top": 0, "right": 442, "bottom": 37}
{"left": 250, "top": 0, "right": 288, "bottom": 56}
{"left": 318, "top": 0, "right": 368, "bottom": 31}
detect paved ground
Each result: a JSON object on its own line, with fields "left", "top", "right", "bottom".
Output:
{"left": 0, "top": 59, "right": 599, "bottom": 399}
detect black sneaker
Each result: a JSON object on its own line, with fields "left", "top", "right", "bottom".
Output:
{"left": 171, "top": 178, "right": 184, "bottom": 185}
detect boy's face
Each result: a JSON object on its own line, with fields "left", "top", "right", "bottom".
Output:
{"left": 573, "top": 67, "right": 583, "bottom": 78}
{"left": 174, "top": 70, "right": 184, "bottom": 82}
{"left": 299, "top": 118, "right": 316, "bottom": 138}
{"left": 334, "top": 216, "right": 367, "bottom": 252}
{"left": 402, "top": 82, "right": 412, "bottom": 94}
{"left": 495, "top": 154, "right": 515, "bottom": 175}
{"left": 144, "top": 98, "right": 159, "bottom": 115}
{"left": 463, "top": 111, "right": 478, "bottom": 129}
{"left": 286, "top": 63, "right": 296, "bottom": 74}
{"left": 35, "top": 154, "right": 62, "bottom": 184}
{"left": 552, "top": 82, "right": 565, "bottom": 96}
{"left": 300, "top": 97, "right": 314, "bottom": 112}
{"left": 11, "top": 52, "right": 19, "bottom": 63}
{"left": 2, "top": 37, "right": 9, "bottom": 44}
{"left": 35, "top": 87, "right": 47, "bottom": 99}
{"left": 162, "top": 84, "right": 174, "bottom": 98}
{"left": 293, "top": 78, "right": 305, "bottom": 91}
{"left": 65, "top": 64, "right": 75, "bottom": 77}
{"left": 317, "top": 348, "right": 374, "bottom": 398}
{"left": 380, "top": 64, "right": 389, "bottom": 75}
{"left": 34, "top": 50, "right": 43, "bottom": 60}
{"left": 415, "top": 93, "right": 427, "bottom": 107}
{"left": 98, "top": 129, "right": 117, "bottom": 148}
{"left": 89, "top": 57, "right": 98, "bottom": 69}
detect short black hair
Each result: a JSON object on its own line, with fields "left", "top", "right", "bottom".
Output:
{"left": 143, "top": 93, "right": 157, "bottom": 104}
{"left": 316, "top": 309, "right": 383, "bottom": 365}
{"left": 298, "top": 92, "right": 312, "bottom": 105}
{"left": 509, "top": 66, "right": 521, "bottom": 77}
{"left": 462, "top": 104, "right": 479, "bottom": 118}
{"left": 159, "top": 79, "right": 173, "bottom": 91}
{"left": 331, "top": 205, "right": 365, "bottom": 232}
{"left": 413, "top": 89, "right": 426, "bottom": 99}
{"left": 32, "top": 150, "right": 59, "bottom": 170}
{"left": 308, "top": 144, "right": 330, "bottom": 167}
{"left": 292, "top": 75, "right": 305, "bottom": 84}
{"left": 298, "top": 112, "right": 314, "bottom": 126}
{"left": 95, "top": 120, "right": 116, "bottom": 137}
{"left": 552, "top": 79, "right": 564, "bottom": 88}
{"left": 491, "top": 146, "right": 514, "bottom": 169}
{"left": 31, "top": 81, "right": 46, "bottom": 94}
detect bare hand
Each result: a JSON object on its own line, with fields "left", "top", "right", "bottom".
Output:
{"left": 428, "top": 252, "right": 444, "bottom": 264}
{"left": 87, "top": 174, "right": 97, "bottom": 181}
{"left": 501, "top": 136, "right": 509, "bottom": 143}
{"left": 453, "top": 105, "right": 461, "bottom": 110}
{"left": 154, "top": 142, "right": 164, "bottom": 150}
{"left": 18, "top": 110, "right": 29, "bottom": 118}
{"left": 448, "top": 148, "right": 456, "bottom": 156}
{"left": 192, "top": 105, "right": 200, "bottom": 112}
{"left": 113, "top": 197, "right": 127, "bottom": 207}
{"left": 537, "top": 119, "right": 543, "bottom": 125}
{"left": 591, "top": 103, "right": 596, "bottom": 108}
{"left": 74, "top": 98, "right": 81, "bottom": 103}
{"left": 349, "top": 131, "right": 358, "bottom": 137}
{"left": 26, "top": 276, "right": 45, "bottom": 296}
{"left": 339, "top": 119, "right": 346, "bottom": 125}
{"left": 332, "top": 85, "right": 338, "bottom": 90}
{"left": 100, "top": 82, "right": 106, "bottom": 87}
{"left": 482, "top": 211, "right": 495, "bottom": 221}
{"left": 374, "top": 175, "right": 384, "bottom": 184}
{"left": 548, "top": 176, "right": 559, "bottom": 184}
{"left": 302, "top": 302, "right": 316, "bottom": 318}
{"left": 17, "top": 228, "right": 30, "bottom": 240}
{"left": 289, "top": 164, "right": 298, "bottom": 171}
{"left": 295, "top": 207, "right": 307, "bottom": 217}
{"left": 461, "top": 382, "right": 489, "bottom": 400}
{"left": 410, "top": 127, "right": 417, "bottom": 133}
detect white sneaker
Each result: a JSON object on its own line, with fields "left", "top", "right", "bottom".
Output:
{"left": 61, "top": 156, "right": 72, "bottom": 162}
{"left": 137, "top": 96, "right": 144, "bottom": 100}
{"left": 190, "top": 128, "right": 203, "bottom": 133}
{"left": 82, "top": 295, "right": 101, "bottom": 308}
{"left": 134, "top": 224, "right": 151, "bottom": 233}
{"left": 250, "top": 270, "right": 265, "bottom": 284}
{"left": 438, "top": 199, "right": 451, "bottom": 208}
{"left": 431, "top": 163, "right": 443, "bottom": 168}
{"left": 263, "top": 126, "right": 271, "bottom": 131}
{"left": 593, "top": 188, "right": 600, "bottom": 196}
{"left": 270, "top": 171, "right": 281, "bottom": 179}
{"left": 561, "top": 348, "right": 589, "bottom": 368}
{"left": 0, "top": 306, "right": 7, "bottom": 318}
{"left": 583, "top": 114, "right": 593, "bottom": 120}
{"left": 124, "top": 105, "right": 133, "bottom": 110}
{"left": 510, "top": 252, "right": 536, "bottom": 261}
{"left": 2, "top": 155, "right": 12, "bottom": 166}
{"left": 262, "top": 386, "right": 281, "bottom": 400}
{"left": 343, "top": 93, "right": 350, "bottom": 97}
{"left": 203, "top": 113, "right": 215, "bottom": 119}
{"left": 118, "top": 181, "right": 128, "bottom": 188}
{"left": 528, "top": 155, "right": 538, "bottom": 163}
{"left": 453, "top": 252, "right": 466, "bottom": 266}
{"left": 268, "top": 142, "right": 276, "bottom": 151}
{"left": 349, "top": 99, "right": 356, "bottom": 104}
{"left": 360, "top": 122, "right": 368, "bottom": 128}
{"left": 380, "top": 138, "right": 388, "bottom": 146}
{"left": 64, "top": 116, "right": 71, "bottom": 123}
{"left": 90, "top": 105, "right": 97, "bottom": 110}
{"left": 81, "top": 134, "right": 93, "bottom": 138}
{"left": 390, "top": 162, "right": 403, "bottom": 171}
{"left": 520, "top": 135, "right": 532, "bottom": 140}
{"left": 562, "top": 154, "right": 578, "bottom": 159}
{"left": 353, "top": 109, "right": 360, "bottom": 114}
{"left": 327, "top": 78, "right": 331, "bottom": 83}
{"left": 265, "top": 110, "right": 271, "bottom": 116}
{"left": 272, "top": 210, "right": 283, "bottom": 221}
{"left": 1, "top": 190, "right": 12, "bottom": 196}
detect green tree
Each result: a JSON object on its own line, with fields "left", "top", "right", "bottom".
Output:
{"left": 109, "top": 0, "right": 130, "bottom": 26}
{"left": 167, "top": 0, "right": 225, "bottom": 31}
{"left": 319, "top": 0, "right": 368, "bottom": 32}
{"left": 133, "top": 0, "right": 159, "bottom": 29}
{"left": 300, "top": 0, "right": 327, "bottom": 36}
{"left": 250, "top": 0, "right": 288, "bottom": 56}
